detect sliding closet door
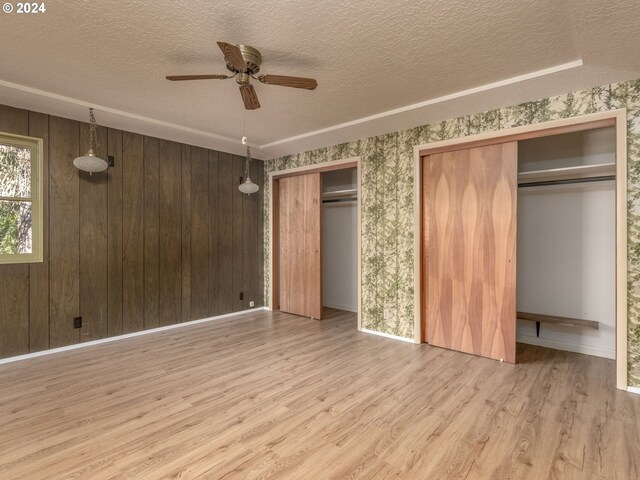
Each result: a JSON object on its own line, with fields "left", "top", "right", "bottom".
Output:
{"left": 424, "top": 142, "right": 517, "bottom": 362}
{"left": 279, "top": 173, "right": 322, "bottom": 319}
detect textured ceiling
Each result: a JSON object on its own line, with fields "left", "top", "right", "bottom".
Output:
{"left": 0, "top": 0, "right": 639, "bottom": 158}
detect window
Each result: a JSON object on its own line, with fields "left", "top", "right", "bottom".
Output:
{"left": 0, "top": 132, "right": 43, "bottom": 264}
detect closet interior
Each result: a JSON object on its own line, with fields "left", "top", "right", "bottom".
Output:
{"left": 421, "top": 122, "right": 618, "bottom": 363}
{"left": 321, "top": 168, "right": 358, "bottom": 313}
{"left": 516, "top": 127, "right": 616, "bottom": 359}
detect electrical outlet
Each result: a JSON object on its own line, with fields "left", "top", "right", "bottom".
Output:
{"left": 73, "top": 317, "right": 82, "bottom": 329}
{"left": 249, "top": 301, "right": 255, "bottom": 307}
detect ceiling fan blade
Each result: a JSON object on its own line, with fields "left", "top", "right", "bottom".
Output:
{"left": 166, "top": 74, "right": 230, "bottom": 81}
{"left": 258, "top": 74, "right": 317, "bottom": 90}
{"left": 239, "top": 84, "right": 260, "bottom": 110}
{"left": 217, "top": 42, "right": 246, "bottom": 72}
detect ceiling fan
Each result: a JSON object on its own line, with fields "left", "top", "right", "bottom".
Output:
{"left": 166, "top": 42, "right": 318, "bottom": 110}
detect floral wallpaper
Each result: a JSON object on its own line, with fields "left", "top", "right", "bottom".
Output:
{"left": 264, "top": 79, "right": 640, "bottom": 386}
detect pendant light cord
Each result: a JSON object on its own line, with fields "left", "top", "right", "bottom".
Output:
{"left": 245, "top": 144, "right": 252, "bottom": 180}
{"left": 243, "top": 112, "right": 251, "bottom": 181}
{"left": 89, "top": 108, "right": 99, "bottom": 154}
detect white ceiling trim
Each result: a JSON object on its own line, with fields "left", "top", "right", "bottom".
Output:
{"left": 259, "top": 59, "right": 583, "bottom": 150}
{"left": 0, "top": 77, "right": 265, "bottom": 156}
{"left": 0, "top": 59, "right": 593, "bottom": 161}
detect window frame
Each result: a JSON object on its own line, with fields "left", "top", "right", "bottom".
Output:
{"left": 0, "top": 131, "right": 44, "bottom": 264}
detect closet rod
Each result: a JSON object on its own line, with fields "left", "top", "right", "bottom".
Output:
{"left": 518, "top": 175, "right": 615, "bottom": 188}
{"left": 322, "top": 198, "right": 357, "bottom": 204}
{"left": 322, "top": 189, "right": 357, "bottom": 199}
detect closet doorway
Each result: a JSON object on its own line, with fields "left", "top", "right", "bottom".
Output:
{"left": 322, "top": 168, "right": 358, "bottom": 314}
{"left": 269, "top": 158, "right": 362, "bottom": 327}
{"left": 517, "top": 128, "right": 616, "bottom": 359}
{"left": 416, "top": 110, "right": 628, "bottom": 389}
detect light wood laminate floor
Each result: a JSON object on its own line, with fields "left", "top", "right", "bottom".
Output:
{"left": 0, "top": 308, "right": 638, "bottom": 479}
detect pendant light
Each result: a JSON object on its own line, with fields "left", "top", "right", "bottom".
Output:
{"left": 239, "top": 136, "right": 259, "bottom": 194}
{"left": 73, "top": 108, "right": 108, "bottom": 174}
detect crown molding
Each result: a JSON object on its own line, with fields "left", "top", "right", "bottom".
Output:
{"left": 0, "top": 59, "right": 584, "bottom": 161}
{"left": 258, "top": 60, "right": 583, "bottom": 151}
{"left": 0, "top": 78, "right": 266, "bottom": 158}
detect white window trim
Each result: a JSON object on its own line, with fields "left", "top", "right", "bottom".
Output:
{"left": 0, "top": 132, "right": 43, "bottom": 264}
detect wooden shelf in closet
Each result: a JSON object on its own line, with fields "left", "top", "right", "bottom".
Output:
{"left": 517, "top": 311, "right": 599, "bottom": 330}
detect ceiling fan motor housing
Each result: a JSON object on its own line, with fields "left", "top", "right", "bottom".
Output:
{"left": 226, "top": 45, "right": 262, "bottom": 75}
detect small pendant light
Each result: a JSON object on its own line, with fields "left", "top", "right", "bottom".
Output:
{"left": 73, "top": 108, "right": 108, "bottom": 174}
{"left": 238, "top": 136, "right": 259, "bottom": 195}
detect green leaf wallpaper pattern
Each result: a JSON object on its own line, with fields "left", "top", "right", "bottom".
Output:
{"left": 264, "top": 79, "right": 640, "bottom": 385}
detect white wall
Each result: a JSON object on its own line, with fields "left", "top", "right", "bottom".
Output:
{"left": 518, "top": 127, "right": 615, "bottom": 171}
{"left": 516, "top": 128, "right": 616, "bottom": 358}
{"left": 322, "top": 203, "right": 358, "bottom": 311}
{"left": 322, "top": 168, "right": 357, "bottom": 192}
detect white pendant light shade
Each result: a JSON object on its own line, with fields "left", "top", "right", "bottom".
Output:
{"left": 74, "top": 108, "right": 108, "bottom": 173}
{"left": 239, "top": 177, "right": 259, "bottom": 194}
{"left": 73, "top": 150, "right": 108, "bottom": 173}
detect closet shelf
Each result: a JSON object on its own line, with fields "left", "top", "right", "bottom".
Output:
{"left": 517, "top": 311, "right": 599, "bottom": 337}
{"left": 517, "top": 162, "right": 615, "bottom": 185}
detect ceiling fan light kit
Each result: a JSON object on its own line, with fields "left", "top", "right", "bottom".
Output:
{"left": 166, "top": 41, "right": 318, "bottom": 110}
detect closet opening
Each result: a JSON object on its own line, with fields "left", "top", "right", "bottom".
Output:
{"left": 269, "top": 160, "right": 361, "bottom": 327}
{"left": 321, "top": 168, "right": 358, "bottom": 319}
{"left": 516, "top": 127, "right": 616, "bottom": 359}
{"left": 417, "top": 110, "right": 627, "bottom": 388}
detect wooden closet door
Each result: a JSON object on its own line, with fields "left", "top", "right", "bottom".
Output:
{"left": 279, "top": 173, "right": 322, "bottom": 319}
{"left": 424, "top": 142, "right": 517, "bottom": 363}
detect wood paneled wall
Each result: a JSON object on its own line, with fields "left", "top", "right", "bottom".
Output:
{"left": 0, "top": 104, "right": 264, "bottom": 359}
